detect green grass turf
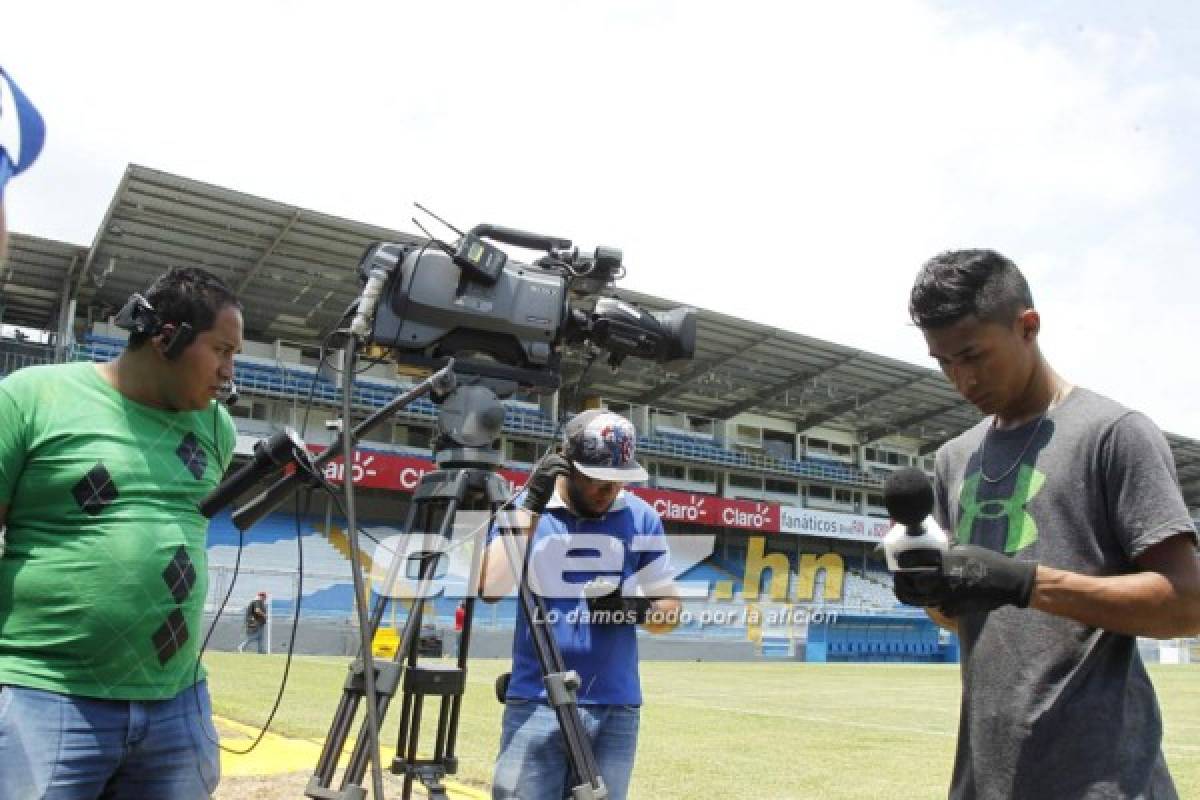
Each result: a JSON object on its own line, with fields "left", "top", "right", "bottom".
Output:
{"left": 205, "top": 653, "right": 1199, "bottom": 799}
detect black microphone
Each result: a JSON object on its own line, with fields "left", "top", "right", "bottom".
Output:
{"left": 198, "top": 428, "right": 307, "bottom": 518}
{"left": 880, "top": 467, "right": 948, "bottom": 570}
{"left": 884, "top": 467, "right": 935, "bottom": 527}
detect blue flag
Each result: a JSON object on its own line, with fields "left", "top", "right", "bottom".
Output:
{"left": 0, "top": 67, "right": 46, "bottom": 195}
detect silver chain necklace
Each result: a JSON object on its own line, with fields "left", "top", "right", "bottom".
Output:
{"left": 979, "top": 388, "right": 1066, "bottom": 484}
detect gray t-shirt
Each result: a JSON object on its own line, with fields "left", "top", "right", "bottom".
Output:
{"left": 934, "top": 388, "right": 1197, "bottom": 800}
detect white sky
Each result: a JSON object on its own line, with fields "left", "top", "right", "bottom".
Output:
{"left": 4, "top": 1, "right": 1198, "bottom": 436}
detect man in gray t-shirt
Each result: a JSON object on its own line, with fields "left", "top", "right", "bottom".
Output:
{"left": 899, "top": 249, "right": 1200, "bottom": 800}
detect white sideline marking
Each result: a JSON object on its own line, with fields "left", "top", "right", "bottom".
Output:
{"left": 661, "top": 699, "right": 955, "bottom": 738}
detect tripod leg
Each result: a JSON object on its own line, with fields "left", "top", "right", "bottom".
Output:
{"left": 307, "top": 478, "right": 459, "bottom": 799}
{"left": 309, "top": 491, "right": 418, "bottom": 795}
{"left": 436, "top": 492, "right": 491, "bottom": 770}
{"left": 349, "top": 491, "right": 461, "bottom": 791}
{"left": 386, "top": 470, "right": 485, "bottom": 799}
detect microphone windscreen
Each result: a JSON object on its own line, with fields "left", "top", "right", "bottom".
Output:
{"left": 883, "top": 467, "right": 934, "bottom": 526}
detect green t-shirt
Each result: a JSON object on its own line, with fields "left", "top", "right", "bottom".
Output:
{"left": 0, "top": 362, "right": 235, "bottom": 700}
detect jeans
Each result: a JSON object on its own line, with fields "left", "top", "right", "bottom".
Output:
{"left": 238, "top": 626, "right": 265, "bottom": 654}
{"left": 492, "top": 700, "right": 639, "bottom": 800}
{"left": 0, "top": 681, "right": 220, "bottom": 800}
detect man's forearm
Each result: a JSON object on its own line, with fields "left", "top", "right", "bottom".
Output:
{"left": 478, "top": 515, "right": 534, "bottom": 602}
{"left": 1030, "top": 566, "right": 1200, "bottom": 638}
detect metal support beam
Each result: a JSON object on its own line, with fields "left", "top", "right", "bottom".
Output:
{"left": 798, "top": 375, "right": 928, "bottom": 434}
{"left": 77, "top": 167, "right": 134, "bottom": 303}
{"left": 633, "top": 347, "right": 758, "bottom": 406}
{"left": 858, "top": 398, "right": 972, "bottom": 445}
{"left": 711, "top": 355, "right": 858, "bottom": 420}
{"left": 235, "top": 209, "right": 303, "bottom": 295}
{"left": 1171, "top": 454, "right": 1200, "bottom": 471}
{"left": 54, "top": 254, "right": 81, "bottom": 362}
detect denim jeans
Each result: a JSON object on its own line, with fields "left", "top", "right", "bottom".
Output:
{"left": 492, "top": 700, "right": 639, "bottom": 800}
{"left": 238, "top": 626, "right": 265, "bottom": 654}
{"left": 0, "top": 681, "right": 220, "bottom": 800}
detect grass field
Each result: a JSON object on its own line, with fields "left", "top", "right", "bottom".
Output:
{"left": 206, "top": 652, "right": 1199, "bottom": 799}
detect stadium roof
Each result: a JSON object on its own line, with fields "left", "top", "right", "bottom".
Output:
{"left": 71, "top": 165, "right": 424, "bottom": 343}
{"left": 1, "top": 234, "right": 87, "bottom": 331}
{"left": 6, "top": 163, "right": 1200, "bottom": 506}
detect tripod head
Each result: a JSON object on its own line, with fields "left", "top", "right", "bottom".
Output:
{"left": 429, "top": 371, "right": 519, "bottom": 472}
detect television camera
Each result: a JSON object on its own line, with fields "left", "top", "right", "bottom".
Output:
{"left": 354, "top": 221, "right": 696, "bottom": 387}
{"left": 202, "top": 219, "right": 697, "bottom": 800}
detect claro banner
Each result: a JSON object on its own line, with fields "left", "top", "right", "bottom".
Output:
{"left": 630, "top": 487, "right": 779, "bottom": 532}
{"left": 312, "top": 448, "right": 879, "bottom": 538}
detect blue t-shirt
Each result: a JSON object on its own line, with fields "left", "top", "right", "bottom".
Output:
{"left": 488, "top": 488, "right": 671, "bottom": 705}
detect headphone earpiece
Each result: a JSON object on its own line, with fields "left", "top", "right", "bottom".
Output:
{"left": 114, "top": 293, "right": 160, "bottom": 337}
{"left": 114, "top": 292, "right": 195, "bottom": 360}
{"left": 160, "top": 322, "right": 195, "bottom": 360}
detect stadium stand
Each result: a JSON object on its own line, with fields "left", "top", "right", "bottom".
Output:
{"left": 7, "top": 165, "right": 1200, "bottom": 665}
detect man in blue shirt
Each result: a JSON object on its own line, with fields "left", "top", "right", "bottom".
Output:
{"left": 481, "top": 409, "right": 681, "bottom": 800}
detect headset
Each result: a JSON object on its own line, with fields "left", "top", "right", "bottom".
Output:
{"left": 114, "top": 291, "right": 238, "bottom": 408}
{"left": 113, "top": 292, "right": 196, "bottom": 360}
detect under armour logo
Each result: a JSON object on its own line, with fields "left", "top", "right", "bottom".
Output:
{"left": 956, "top": 465, "right": 1046, "bottom": 554}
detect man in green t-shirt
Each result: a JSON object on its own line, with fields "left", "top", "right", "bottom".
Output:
{"left": 0, "top": 257, "right": 242, "bottom": 798}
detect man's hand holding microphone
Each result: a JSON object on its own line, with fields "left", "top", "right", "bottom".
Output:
{"left": 884, "top": 468, "right": 1037, "bottom": 616}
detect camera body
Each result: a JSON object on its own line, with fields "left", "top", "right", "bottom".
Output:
{"left": 367, "top": 243, "right": 569, "bottom": 387}
{"left": 358, "top": 224, "right": 696, "bottom": 389}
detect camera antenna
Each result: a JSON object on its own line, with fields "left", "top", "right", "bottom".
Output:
{"left": 414, "top": 201, "right": 464, "bottom": 238}
{"left": 410, "top": 217, "right": 457, "bottom": 258}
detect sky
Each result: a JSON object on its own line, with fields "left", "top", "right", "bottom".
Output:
{"left": 4, "top": 1, "right": 1199, "bottom": 436}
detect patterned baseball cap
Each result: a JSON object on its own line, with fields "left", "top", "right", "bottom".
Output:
{"left": 563, "top": 409, "right": 648, "bottom": 483}
{"left": 0, "top": 67, "right": 46, "bottom": 197}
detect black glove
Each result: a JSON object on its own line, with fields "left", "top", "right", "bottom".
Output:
{"left": 520, "top": 454, "right": 570, "bottom": 514}
{"left": 893, "top": 547, "right": 950, "bottom": 607}
{"left": 893, "top": 544, "right": 1037, "bottom": 616}
{"left": 939, "top": 544, "right": 1038, "bottom": 615}
{"left": 584, "top": 578, "right": 653, "bottom": 625}
{"left": 894, "top": 570, "right": 952, "bottom": 608}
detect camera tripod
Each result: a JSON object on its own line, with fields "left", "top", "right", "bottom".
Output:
{"left": 301, "top": 371, "right": 609, "bottom": 800}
